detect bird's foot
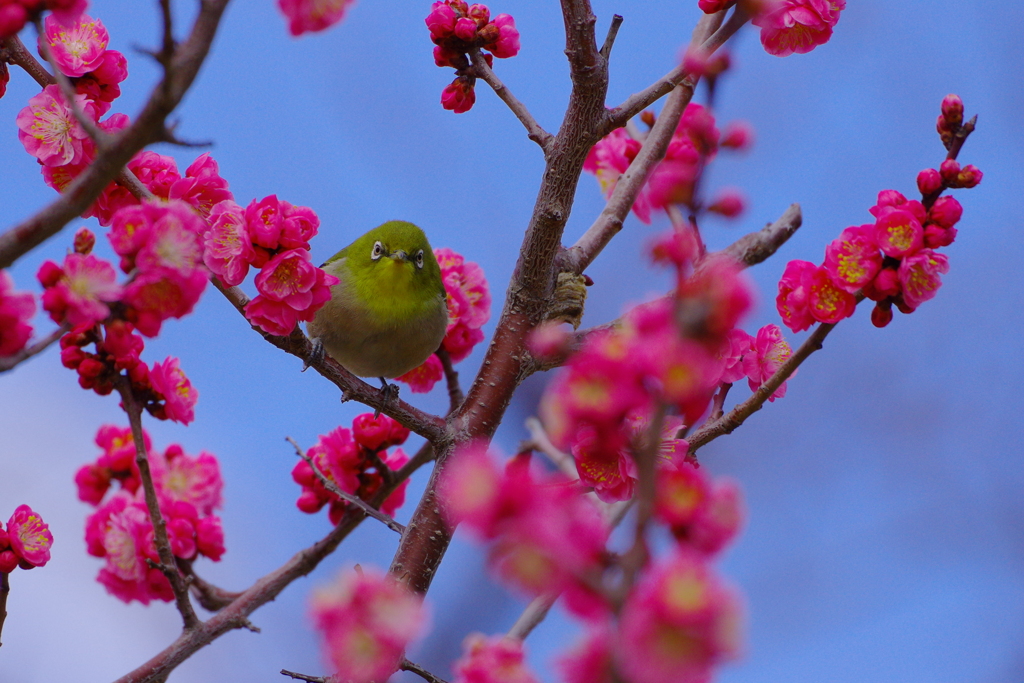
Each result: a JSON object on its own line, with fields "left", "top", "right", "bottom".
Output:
{"left": 375, "top": 377, "right": 399, "bottom": 418}
{"left": 304, "top": 338, "right": 325, "bottom": 372}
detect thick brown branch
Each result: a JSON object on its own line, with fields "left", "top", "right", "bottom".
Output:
{"left": 116, "top": 377, "right": 200, "bottom": 629}
{"left": 212, "top": 280, "right": 445, "bottom": 442}
{"left": 0, "top": 325, "right": 66, "bottom": 373}
{"left": 470, "top": 50, "right": 552, "bottom": 150}
{"left": 287, "top": 437, "right": 405, "bottom": 534}
{"left": 0, "top": 0, "right": 230, "bottom": 270}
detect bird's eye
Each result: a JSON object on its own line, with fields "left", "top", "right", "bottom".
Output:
{"left": 371, "top": 241, "right": 384, "bottom": 260}
{"left": 415, "top": 250, "right": 424, "bottom": 269}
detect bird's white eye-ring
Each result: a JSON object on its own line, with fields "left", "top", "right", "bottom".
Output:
{"left": 371, "top": 241, "right": 384, "bottom": 260}
{"left": 415, "top": 250, "right": 425, "bottom": 269}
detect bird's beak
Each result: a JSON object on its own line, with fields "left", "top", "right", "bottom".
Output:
{"left": 389, "top": 250, "right": 408, "bottom": 262}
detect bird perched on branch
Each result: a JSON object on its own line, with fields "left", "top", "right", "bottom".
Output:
{"left": 307, "top": 221, "right": 448, "bottom": 404}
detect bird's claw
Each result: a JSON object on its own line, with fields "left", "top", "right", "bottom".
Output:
{"left": 304, "top": 338, "right": 325, "bottom": 372}
{"left": 375, "top": 377, "right": 399, "bottom": 418}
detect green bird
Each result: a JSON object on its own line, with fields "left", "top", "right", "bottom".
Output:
{"left": 307, "top": 221, "right": 448, "bottom": 402}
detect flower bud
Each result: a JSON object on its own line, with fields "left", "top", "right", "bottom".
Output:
{"left": 870, "top": 302, "right": 893, "bottom": 328}
{"left": 720, "top": 121, "right": 753, "bottom": 151}
{"left": 526, "top": 321, "right": 573, "bottom": 361}
{"left": 640, "top": 110, "right": 656, "bottom": 128}
{"left": 916, "top": 168, "right": 942, "bottom": 196}
{"left": 928, "top": 196, "right": 962, "bottom": 228}
{"left": 956, "top": 164, "right": 982, "bottom": 188}
{"left": 707, "top": 189, "right": 745, "bottom": 218}
{"left": 467, "top": 3, "right": 489, "bottom": 26}
{"left": 441, "top": 75, "right": 476, "bottom": 114}
{"left": 454, "top": 16, "right": 477, "bottom": 41}
{"left": 940, "top": 94, "right": 964, "bottom": 127}
{"left": 0, "top": 60, "right": 9, "bottom": 100}
{"left": 939, "top": 159, "right": 961, "bottom": 184}
{"left": 425, "top": 2, "right": 458, "bottom": 39}
{"left": 0, "top": 4, "right": 28, "bottom": 40}
{"left": 74, "top": 227, "right": 96, "bottom": 255}
{"left": 0, "top": 549, "right": 18, "bottom": 573}
{"left": 0, "top": 527, "right": 9, "bottom": 551}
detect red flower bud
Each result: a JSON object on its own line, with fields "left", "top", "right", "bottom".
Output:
{"left": 74, "top": 228, "right": 96, "bottom": 255}
{"left": 916, "top": 168, "right": 942, "bottom": 196}
{"left": 871, "top": 302, "right": 893, "bottom": 328}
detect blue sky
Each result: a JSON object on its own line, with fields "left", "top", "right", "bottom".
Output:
{"left": 1, "top": 1, "right": 1023, "bottom": 682}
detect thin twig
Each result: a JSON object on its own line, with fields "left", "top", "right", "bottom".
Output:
{"left": 435, "top": 346, "right": 464, "bottom": 414}
{"left": 599, "top": 14, "right": 624, "bottom": 60}
{"left": 524, "top": 417, "right": 576, "bottom": 479}
{"left": 116, "top": 376, "right": 200, "bottom": 630}
{"left": 0, "top": 325, "right": 66, "bottom": 373}
{"left": 363, "top": 447, "right": 395, "bottom": 486}
{"left": 687, "top": 319, "right": 838, "bottom": 456}
{"left": 616, "top": 404, "right": 665, "bottom": 599}
{"left": 177, "top": 559, "right": 243, "bottom": 612}
{"left": 213, "top": 280, "right": 446, "bottom": 443}
{"left": 286, "top": 437, "right": 405, "bottom": 534}
{"left": 0, "top": 572, "right": 9, "bottom": 648}
{"left": 708, "top": 382, "right": 732, "bottom": 423}
{"left": 401, "top": 659, "right": 450, "bottom": 683}
{"left": 280, "top": 669, "right": 332, "bottom": 683}
{"left": 603, "top": 7, "right": 747, "bottom": 133}
{"left": 112, "top": 442, "right": 434, "bottom": 683}
{"left": 470, "top": 49, "right": 552, "bottom": 149}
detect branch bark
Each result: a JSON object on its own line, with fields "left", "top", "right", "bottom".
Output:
{"left": 0, "top": 325, "right": 66, "bottom": 374}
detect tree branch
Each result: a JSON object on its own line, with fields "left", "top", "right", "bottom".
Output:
{"left": 435, "top": 347, "right": 464, "bottom": 415}
{"left": 0, "top": 572, "right": 8, "bottom": 648}
{"left": 603, "top": 7, "right": 747, "bottom": 134}
{"left": 0, "top": 0, "right": 231, "bottom": 270}
{"left": 115, "top": 376, "right": 200, "bottom": 630}
{"left": 112, "top": 442, "right": 433, "bottom": 683}
{"left": 700, "top": 203, "right": 803, "bottom": 271}
{"left": 280, "top": 669, "right": 331, "bottom": 683}
{"left": 470, "top": 49, "right": 552, "bottom": 150}
{"left": 212, "top": 280, "right": 446, "bottom": 442}
{"left": 286, "top": 437, "right": 405, "bottom": 535}
{"left": 0, "top": 325, "right": 66, "bottom": 373}
{"left": 599, "top": 14, "right": 623, "bottom": 60}
{"left": 401, "top": 659, "right": 450, "bottom": 683}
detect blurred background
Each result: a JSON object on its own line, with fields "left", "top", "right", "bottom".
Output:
{"left": 2, "top": 0, "right": 1023, "bottom": 681}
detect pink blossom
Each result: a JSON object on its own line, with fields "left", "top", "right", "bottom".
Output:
{"left": 244, "top": 295, "right": 301, "bottom": 336}
{"left": 687, "top": 479, "right": 745, "bottom": 555}
{"left": 278, "top": 0, "right": 355, "bottom": 36}
{"left": 807, "top": 264, "right": 856, "bottom": 324}
{"left": 0, "top": 5, "right": 29, "bottom": 39}
{"left": 75, "top": 49, "right": 128, "bottom": 112}
{"left": 676, "top": 258, "right": 753, "bottom": 339}
{"left": 436, "top": 247, "right": 491, "bottom": 330}
{"left": 40, "top": 13, "right": 108, "bottom": 77}
{"left": 17, "top": 84, "right": 97, "bottom": 166}
{"left": 157, "top": 444, "right": 223, "bottom": 516}
{"left": 929, "top": 196, "right": 963, "bottom": 229}
{"left": 169, "top": 153, "right": 234, "bottom": 218}
{"left": 89, "top": 494, "right": 173, "bottom": 604}
{"left": 134, "top": 201, "right": 206, "bottom": 278}
{"left": 718, "top": 327, "right": 752, "bottom": 384}
{"left": 255, "top": 248, "right": 336, "bottom": 316}
{"left": 203, "top": 200, "right": 254, "bottom": 286}
{"left": 754, "top": 0, "right": 845, "bottom": 57}
{"left": 742, "top": 323, "right": 793, "bottom": 401}
{"left": 776, "top": 259, "right": 818, "bottom": 332}
{"left": 874, "top": 208, "right": 924, "bottom": 258}
{"left": 824, "top": 224, "right": 883, "bottom": 293}
{"left": 584, "top": 128, "right": 648, "bottom": 221}
{"left": 526, "top": 321, "right": 572, "bottom": 361}
{"left": 443, "top": 321, "right": 485, "bottom": 363}
{"left": 1, "top": 59, "right": 9, "bottom": 99}
{"left": 310, "top": 566, "right": 427, "bottom": 683}
{"left": 149, "top": 357, "right": 198, "bottom": 424}
{"left": 7, "top": 504, "right": 53, "bottom": 568}
{"left": 396, "top": 352, "right": 444, "bottom": 393}
{"left": 195, "top": 516, "right": 225, "bottom": 560}
{"left": 698, "top": 0, "right": 735, "bottom": 12}
{"left": 279, "top": 200, "right": 320, "bottom": 250}
{"left": 129, "top": 151, "right": 182, "bottom": 199}
{"left": 442, "top": 75, "right": 476, "bottom": 113}
{"left": 352, "top": 413, "right": 408, "bottom": 452}
{"left": 707, "top": 188, "right": 745, "bottom": 218}
{"left": 122, "top": 265, "right": 208, "bottom": 337}
{"left": 559, "top": 627, "right": 615, "bottom": 683}
{"left": 917, "top": 168, "right": 942, "bottom": 196}
{"left": 245, "top": 195, "right": 283, "bottom": 250}
{"left": 0, "top": 271, "right": 36, "bottom": 357}
{"left": 484, "top": 14, "right": 520, "bottom": 58}
{"left": 898, "top": 249, "right": 949, "bottom": 310}
{"left": 454, "top": 634, "right": 540, "bottom": 683}
{"left": 426, "top": 1, "right": 458, "bottom": 39}
{"left": 49, "top": 0, "right": 89, "bottom": 27}
{"left": 649, "top": 225, "right": 700, "bottom": 268}
{"left": 38, "top": 253, "right": 122, "bottom": 326}
{"left": 656, "top": 463, "right": 711, "bottom": 529}
{"left": 617, "top": 551, "right": 743, "bottom": 683}
{"left": 720, "top": 120, "right": 754, "bottom": 150}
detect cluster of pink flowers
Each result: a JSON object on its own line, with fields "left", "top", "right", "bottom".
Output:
{"left": 78, "top": 424, "right": 226, "bottom": 604}
{"left": 778, "top": 96, "right": 980, "bottom": 330}
{"left": 454, "top": 634, "right": 539, "bottom": 683}
{"left": 292, "top": 413, "right": 412, "bottom": 526}
{"left": 396, "top": 247, "right": 491, "bottom": 393}
{"left": 0, "top": 270, "right": 36, "bottom": 357}
{"left": 696, "top": 0, "right": 845, "bottom": 57}
{"left": 277, "top": 0, "right": 355, "bottom": 37}
{"left": 425, "top": 1, "right": 521, "bottom": 113}
{"left": 17, "top": 14, "right": 233, "bottom": 226}
{"left": 47, "top": 220, "right": 202, "bottom": 422}
{"left": 310, "top": 566, "right": 427, "bottom": 683}
{"left": 199, "top": 195, "right": 337, "bottom": 336}
{"left": 0, "top": 0, "right": 85, "bottom": 40}
{"left": 442, "top": 446, "right": 610, "bottom": 618}
{"left": 585, "top": 104, "right": 750, "bottom": 224}
{"left": 0, "top": 505, "right": 53, "bottom": 573}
